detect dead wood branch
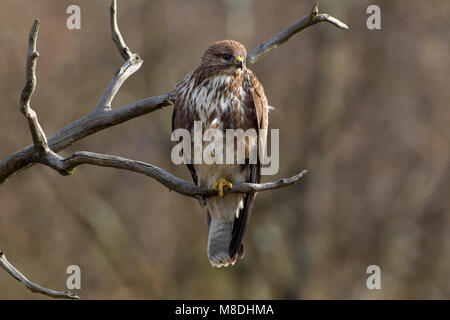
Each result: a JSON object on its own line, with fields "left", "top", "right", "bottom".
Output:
{"left": 0, "top": 2, "right": 346, "bottom": 185}
{"left": 0, "top": 249, "right": 79, "bottom": 299}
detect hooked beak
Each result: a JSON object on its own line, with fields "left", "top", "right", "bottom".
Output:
{"left": 236, "top": 57, "right": 243, "bottom": 70}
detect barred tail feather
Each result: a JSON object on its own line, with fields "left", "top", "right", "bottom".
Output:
{"left": 207, "top": 219, "right": 236, "bottom": 267}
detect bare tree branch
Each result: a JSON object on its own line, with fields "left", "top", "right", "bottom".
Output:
{"left": 96, "top": 0, "right": 143, "bottom": 111}
{"left": 246, "top": 2, "right": 348, "bottom": 65}
{"left": 0, "top": 250, "right": 79, "bottom": 299}
{"left": 95, "top": 54, "right": 143, "bottom": 111}
{"left": 0, "top": 93, "right": 173, "bottom": 184}
{"left": 110, "top": 0, "right": 132, "bottom": 61}
{"left": 19, "top": 19, "right": 48, "bottom": 152}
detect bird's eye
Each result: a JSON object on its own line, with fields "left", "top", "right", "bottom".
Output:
{"left": 222, "top": 54, "right": 232, "bottom": 61}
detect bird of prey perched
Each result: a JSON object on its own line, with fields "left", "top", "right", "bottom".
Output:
{"left": 172, "top": 40, "right": 268, "bottom": 267}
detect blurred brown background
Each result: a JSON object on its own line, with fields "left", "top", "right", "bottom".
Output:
{"left": 0, "top": 0, "right": 449, "bottom": 299}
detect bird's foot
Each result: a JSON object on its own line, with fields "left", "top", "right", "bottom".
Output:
{"left": 213, "top": 178, "right": 232, "bottom": 197}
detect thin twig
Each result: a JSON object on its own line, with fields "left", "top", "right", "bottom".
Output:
{"left": 19, "top": 19, "right": 48, "bottom": 152}
{"left": 96, "top": 0, "right": 144, "bottom": 111}
{"left": 110, "top": 0, "right": 132, "bottom": 61}
{"left": 0, "top": 250, "right": 79, "bottom": 299}
{"left": 246, "top": 2, "right": 348, "bottom": 65}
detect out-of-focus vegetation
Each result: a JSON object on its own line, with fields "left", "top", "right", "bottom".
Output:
{"left": 0, "top": 0, "right": 449, "bottom": 299}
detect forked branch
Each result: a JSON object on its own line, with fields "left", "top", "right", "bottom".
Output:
{"left": 44, "top": 151, "right": 309, "bottom": 199}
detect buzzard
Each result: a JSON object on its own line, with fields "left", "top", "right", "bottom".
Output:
{"left": 172, "top": 40, "right": 268, "bottom": 267}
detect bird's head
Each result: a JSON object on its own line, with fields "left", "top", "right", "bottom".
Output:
{"left": 200, "top": 40, "right": 247, "bottom": 76}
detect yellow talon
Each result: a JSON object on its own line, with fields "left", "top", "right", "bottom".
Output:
{"left": 214, "top": 178, "right": 233, "bottom": 197}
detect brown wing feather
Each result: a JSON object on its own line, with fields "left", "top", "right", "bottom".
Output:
{"left": 172, "top": 82, "right": 199, "bottom": 186}
{"left": 229, "top": 70, "right": 268, "bottom": 259}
